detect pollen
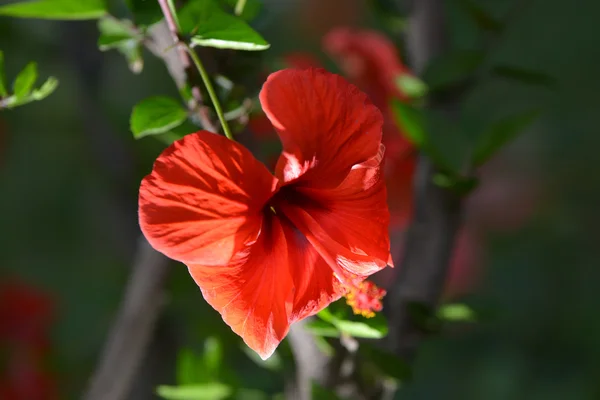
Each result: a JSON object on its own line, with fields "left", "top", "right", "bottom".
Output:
{"left": 344, "top": 280, "right": 386, "bottom": 318}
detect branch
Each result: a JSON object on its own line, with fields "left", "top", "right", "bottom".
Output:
{"left": 386, "top": 0, "right": 464, "bottom": 360}
{"left": 146, "top": 21, "right": 217, "bottom": 133}
{"left": 83, "top": 237, "right": 171, "bottom": 400}
{"left": 285, "top": 324, "right": 366, "bottom": 400}
{"left": 285, "top": 322, "right": 331, "bottom": 400}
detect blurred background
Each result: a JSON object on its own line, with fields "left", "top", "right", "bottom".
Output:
{"left": 1, "top": 0, "right": 599, "bottom": 399}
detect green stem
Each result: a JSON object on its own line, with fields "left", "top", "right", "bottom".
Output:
{"left": 234, "top": 0, "right": 247, "bottom": 16}
{"left": 185, "top": 44, "right": 234, "bottom": 140}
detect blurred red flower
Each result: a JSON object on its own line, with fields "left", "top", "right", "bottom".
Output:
{"left": 282, "top": 53, "right": 321, "bottom": 71}
{"left": 0, "top": 280, "right": 57, "bottom": 400}
{"left": 0, "top": 281, "right": 53, "bottom": 352}
{"left": 139, "top": 68, "right": 392, "bottom": 359}
{"left": 323, "top": 27, "right": 411, "bottom": 106}
{"left": 444, "top": 229, "right": 484, "bottom": 299}
{"left": 0, "top": 352, "right": 58, "bottom": 400}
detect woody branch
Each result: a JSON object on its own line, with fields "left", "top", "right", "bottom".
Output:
{"left": 83, "top": 238, "right": 170, "bottom": 400}
{"left": 387, "top": 0, "right": 464, "bottom": 360}
{"left": 148, "top": 0, "right": 217, "bottom": 132}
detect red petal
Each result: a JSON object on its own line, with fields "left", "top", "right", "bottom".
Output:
{"left": 279, "top": 145, "right": 391, "bottom": 278}
{"left": 187, "top": 213, "right": 347, "bottom": 358}
{"left": 188, "top": 215, "right": 293, "bottom": 360}
{"left": 282, "top": 222, "right": 345, "bottom": 322}
{"left": 139, "top": 131, "right": 277, "bottom": 265}
{"left": 259, "top": 68, "right": 383, "bottom": 188}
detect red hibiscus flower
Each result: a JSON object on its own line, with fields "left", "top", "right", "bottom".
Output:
{"left": 0, "top": 281, "right": 53, "bottom": 352}
{"left": 139, "top": 68, "right": 392, "bottom": 359}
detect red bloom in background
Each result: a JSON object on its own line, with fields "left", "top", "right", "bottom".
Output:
{"left": 0, "top": 281, "right": 53, "bottom": 352}
{"left": 139, "top": 68, "right": 392, "bottom": 359}
{"left": 0, "top": 280, "right": 57, "bottom": 400}
{"left": 0, "top": 352, "right": 58, "bottom": 400}
{"left": 324, "top": 27, "right": 410, "bottom": 106}
{"left": 282, "top": 53, "right": 321, "bottom": 70}
{"left": 443, "top": 229, "right": 484, "bottom": 299}
{"left": 323, "top": 27, "right": 417, "bottom": 230}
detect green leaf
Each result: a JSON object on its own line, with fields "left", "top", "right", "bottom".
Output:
{"left": 156, "top": 384, "right": 232, "bottom": 400}
{"left": 492, "top": 65, "right": 556, "bottom": 88}
{"left": 157, "top": 131, "right": 186, "bottom": 145}
{"left": 437, "top": 303, "right": 477, "bottom": 322}
{"left": 472, "top": 110, "right": 539, "bottom": 165}
{"left": 0, "top": 50, "right": 7, "bottom": 97}
{"left": 30, "top": 76, "right": 58, "bottom": 100}
{"left": 125, "top": 0, "right": 163, "bottom": 26}
{"left": 2, "top": 74, "right": 58, "bottom": 109}
{"left": 304, "top": 319, "right": 341, "bottom": 338}
{"left": 390, "top": 100, "right": 427, "bottom": 147}
{"left": 203, "top": 337, "right": 222, "bottom": 380}
{"left": 176, "top": 349, "right": 198, "bottom": 385}
{"left": 13, "top": 62, "right": 37, "bottom": 99}
{"left": 97, "top": 17, "right": 138, "bottom": 50}
{"left": 316, "top": 307, "right": 336, "bottom": 324}
{"left": 130, "top": 96, "right": 188, "bottom": 139}
{"left": 0, "top": 0, "right": 106, "bottom": 20}
{"left": 423, "top": 49, "right": 484, "bottom": 91}
{"left": 180, "top": 0, "right": 270, "bottom": 51}
{"left": 118, "top": 41, "right": 144, "bottom": 73}
{"left": 317, "top": 303, "right": 388, "bottom": 339}
{"left": 334, "top": 314, "right": 388, "bottom": 339}
{"left": 98, "top": 17, "right": 144, "bottom": 73}
{"left": 395, "top": 73, "right": 428, "bottom": 99}
{"left": 456, "top": 0, "right": 503, "bottom": 33}
{"left": 219, "top": 0, "right": 262, "bottom": 21}
{"left": 157, "top": 120, "right": 198, "bottom": 145}
{"left": 175, "top": 340, "right": 222, "bottom": 386}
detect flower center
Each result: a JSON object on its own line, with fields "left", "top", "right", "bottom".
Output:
{"left": 343, "top": 280, "right": 386, "bottom": 318}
